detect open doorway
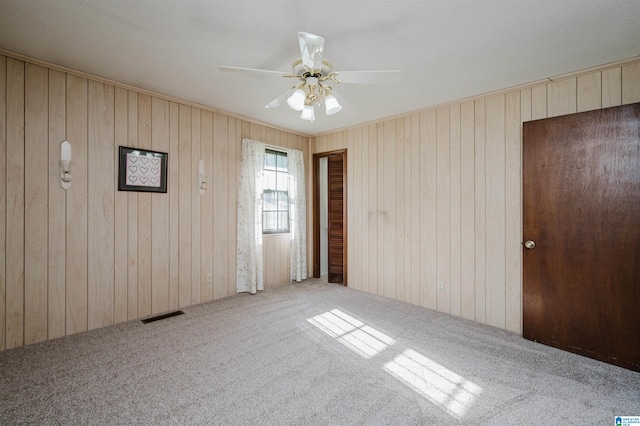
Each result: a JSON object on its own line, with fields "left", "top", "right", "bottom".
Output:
{"left": 313, "top": 150, "right": 347, "bottom": 285}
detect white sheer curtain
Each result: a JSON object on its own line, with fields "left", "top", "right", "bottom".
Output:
{"left": 287, "top": 148, "right": 307, "bottom": 282}
{"left": 236, "top": 139, "right": 265, "bottom": 294}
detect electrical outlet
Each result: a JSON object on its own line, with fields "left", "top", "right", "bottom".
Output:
{"left": 437, "top": 282, "right": 444, "bottom": 292}
{"left": 206, "top": 274, "right": 213, "bottom": 283}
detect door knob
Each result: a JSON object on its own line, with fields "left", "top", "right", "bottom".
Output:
{"left": 524, "top": 240, "right": 536, "bottom": 250}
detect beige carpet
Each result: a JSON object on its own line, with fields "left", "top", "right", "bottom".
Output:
{"left": 1, "top": 279, "right": 638, "bottom": 425}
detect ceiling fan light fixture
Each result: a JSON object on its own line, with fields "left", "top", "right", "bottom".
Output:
{"left": 287, "top": 88, "right": 306, "bottom": 111}
{"left": 300, "top": 104, "right": 315, "bottom": 122}
{"left": 324, "top": 94, "right": 342, "bottom": 115}
{"left": 222, "top": 32, "right": 402, "bottom": 123}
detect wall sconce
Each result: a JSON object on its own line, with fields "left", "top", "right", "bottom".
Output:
{"left": 60, "top": 140, "right": 72, "bottom": 190}
{"left": 198, "top": 159, "right": 206, "bottom": 195}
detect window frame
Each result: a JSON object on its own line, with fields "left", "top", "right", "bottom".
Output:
{"left": 262, "top": 149, "right": 290, "bottom": 234}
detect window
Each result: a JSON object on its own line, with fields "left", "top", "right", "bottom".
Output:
{"left": 263, "top": 149, "right": 289, "bottom": 233}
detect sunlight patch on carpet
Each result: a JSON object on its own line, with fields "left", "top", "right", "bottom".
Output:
{"left": 307, "top": 309, "right": 395, "bottom": 359}
{"left": 383, "top": 349, "right": 483, "bottom": 419}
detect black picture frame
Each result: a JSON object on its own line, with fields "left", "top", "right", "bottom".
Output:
{"left": 118, "top": 146, "right": 168, "bottom": 193}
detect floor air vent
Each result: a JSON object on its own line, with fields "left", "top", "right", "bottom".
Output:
{"left": 141, "top": 310, "right": 185, "bottom": 324}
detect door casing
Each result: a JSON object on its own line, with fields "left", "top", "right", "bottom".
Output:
{"left": 313, "top": 150, "right": 347, "bottom": 284}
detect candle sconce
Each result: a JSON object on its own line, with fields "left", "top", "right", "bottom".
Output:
{"left": 60, "top": 140, "right": 72, "bottom": 190}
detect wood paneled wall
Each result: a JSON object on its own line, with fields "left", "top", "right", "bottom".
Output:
{"left": 312, "top": 60, "right": 640, "bottom": 334}
{"left": 0, "top": 53, "right": 309, "bottom": 351}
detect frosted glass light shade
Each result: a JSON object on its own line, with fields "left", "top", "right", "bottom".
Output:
{"left": 287, "top": 89, "right": 306, "bottom": 111}
{"left": 324, "top": 94, "right": 342, "bottom": 115}
{"left": 300, "top": 104, "right": 315, "bottom": 121}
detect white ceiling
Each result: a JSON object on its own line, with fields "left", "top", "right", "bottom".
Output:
{"left": 0, "top": 0, "right": 639, "bottom": 136}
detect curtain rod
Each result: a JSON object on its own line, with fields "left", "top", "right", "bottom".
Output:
{"left": 243, "top": 138, "right": 300, "bottom": 154}
{"left": 264, "top": 144, "right": 288, "bottom": 153}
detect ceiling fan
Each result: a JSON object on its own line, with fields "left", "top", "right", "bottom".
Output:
{"left": 220, "top": 32, "right": 402, "bottom": 122}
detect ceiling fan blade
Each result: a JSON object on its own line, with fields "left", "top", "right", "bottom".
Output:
{"left": 334, "top": 70, "right": 402, "bottom": 84}
{"left": 298, "top": 32, "right": 324, "bottom": 70}
{"left": 264, "top": 87, "right": 295, "bottom": 109}
{"left": 220, "top": 66, "right": 288, "bottom": 77}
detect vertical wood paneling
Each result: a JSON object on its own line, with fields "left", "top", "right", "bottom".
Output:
{"left": 393, "top": 119, "right": 404, "bottom": 301}
{"left": 240, "top": 120, "right": 250, "bottom": 140}
{"left": 577, "top": 72, "right": 602, "bottom": 112}
{"left": 351, "top": 128, "right": 362, "bottom": 291}
{"left": 485, "top": 94, "right": 506, "bottom": 329}
{"left": 449, "top": 105, "right": 461, "bottom": 316}
{"left": 521, "top": 88, "right": 533, "bottom": 123}
{"left": 268, "top": 235, "right": 278, "bottom": 285}
{"left": 531, "top": 84, "right": 547, "bottom": 120}
{"left": 307, "top": 135, "right": 314, "bottom": 278}
{"left": 367, "top": 124, "right": 378, "bottom": 294}
{"left": 505, "top": 91, "right": 522, "bottom": 333}
{"left": 377, "top": 122, "right": 388, "bottom": 297}
{"left": 310, "top": 59, "right": 633, "bottom": 333}
{"left": 213, "top": 113, "right": 228, "bottom": 297}
{"left": 219, "top": 114, "right": 231, "bottom": 292}
{"left": 473, "top": 99, "right": 486, "bottom": 323}
{"left": 287, "top": 132, "right": 297, "bottom": 150}
{"left": 314, "top": 136, "right": 324, "bottom": 156}
{"left": 266, "top": 126, "right": 274, "bottom": 146}
{"left": 263, "top": 236, "right": 274, "bottom": 286}
{"left": 329, "top": 132, "right": 337, "bottom": 151}
{"left": 304, "top": 135, "right": 313, "bottom": 277}
{"left": 1, "top": 54, "right": 312, "bottom": 351}
{"left": 151, "top": 97, "right": 170, "bottom": 314}
{"left": 2, "top": 53, "right": 638, "bottom": 351}
{"left": 0, "top": 55, "right": 5, "bottom": 350}
{"left": 136, "top": 94, "right": 152, "bottom": 318}
{"left": 420, "top": 110, "right": 437, "bottom": 310}
{"left": 376, "top": 124, "right": 384, "bottom": 295}
{"left": 622, "top": 63, "right": 640, "bottom": 104}
{"left": 278, "top": 234, "right": 289, "bottom": 284}
{"left": 113, "top": 87, "right": 128, "bottom": 324}
{"left": 249, "top": 122, "right": 260, "bottom": 141}
{"left": 436, "top": 108, "right": 451, "bottom": 313}
{"left": 65, "top": 73, "right": 88, "bottom": 335}
{"left": 409, "top": 114, "right": 420, "bottom": 306}
{"left": 46, "top": 70, "right": 66, "bottom": 338}
{"left": 6, "top": 58, "right": 25, "bottom": 348}
{"left": 168, "top": 102, "right": 179, "bottom": 310}
{"left": 87, "top": 81, "right": 114, "bottom": 330}
{"left": 602, "top": 68, "right": 622, "bottom": 107}
{"left": 459, "top": 102, "right": 475, "bottom": 320}
{"left": 360, "top": 126, "right": 370, "bottom": 294}
{"left": 178, "top": 104, "right": 191, "bottom": 307}
{"left": 227, "top": 117, "right": 240, "bottom": 296}
{"left": 191, "top": 109, "right": 201, "bottom": 305}
{"left": 200, "top": 110, "right": 213, "bottom": 303}
{"left": 280, "top": 236, "right": 288, "bottom": 284}
{"left": 126, "top": 91, "right": 138, "bottom": 320}
{"left": 402, "top": 118, "right": 412, "bottom": 303}
{"left": 547, "top": 78, "right": 577, "bottom": 117}
{"left": 346, "top": 129, "right": 356, "bottom": 289}
{"left": 24, "top": 64, "right": 48, "bottom": 345}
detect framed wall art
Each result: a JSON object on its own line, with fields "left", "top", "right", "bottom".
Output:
{"left": 118, "top": 146, "right": 168, "bottom": 193}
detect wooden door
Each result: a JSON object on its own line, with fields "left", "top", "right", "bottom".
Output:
{"left": 327, "top": 154, "right": 345, "bottom": 284}
{"left": 522, "top": 103, "right": 640, "bottom": 372}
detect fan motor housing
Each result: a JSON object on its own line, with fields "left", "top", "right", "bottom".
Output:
{"left": 292, "top": 58, "right": 333, "bottom": 77}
